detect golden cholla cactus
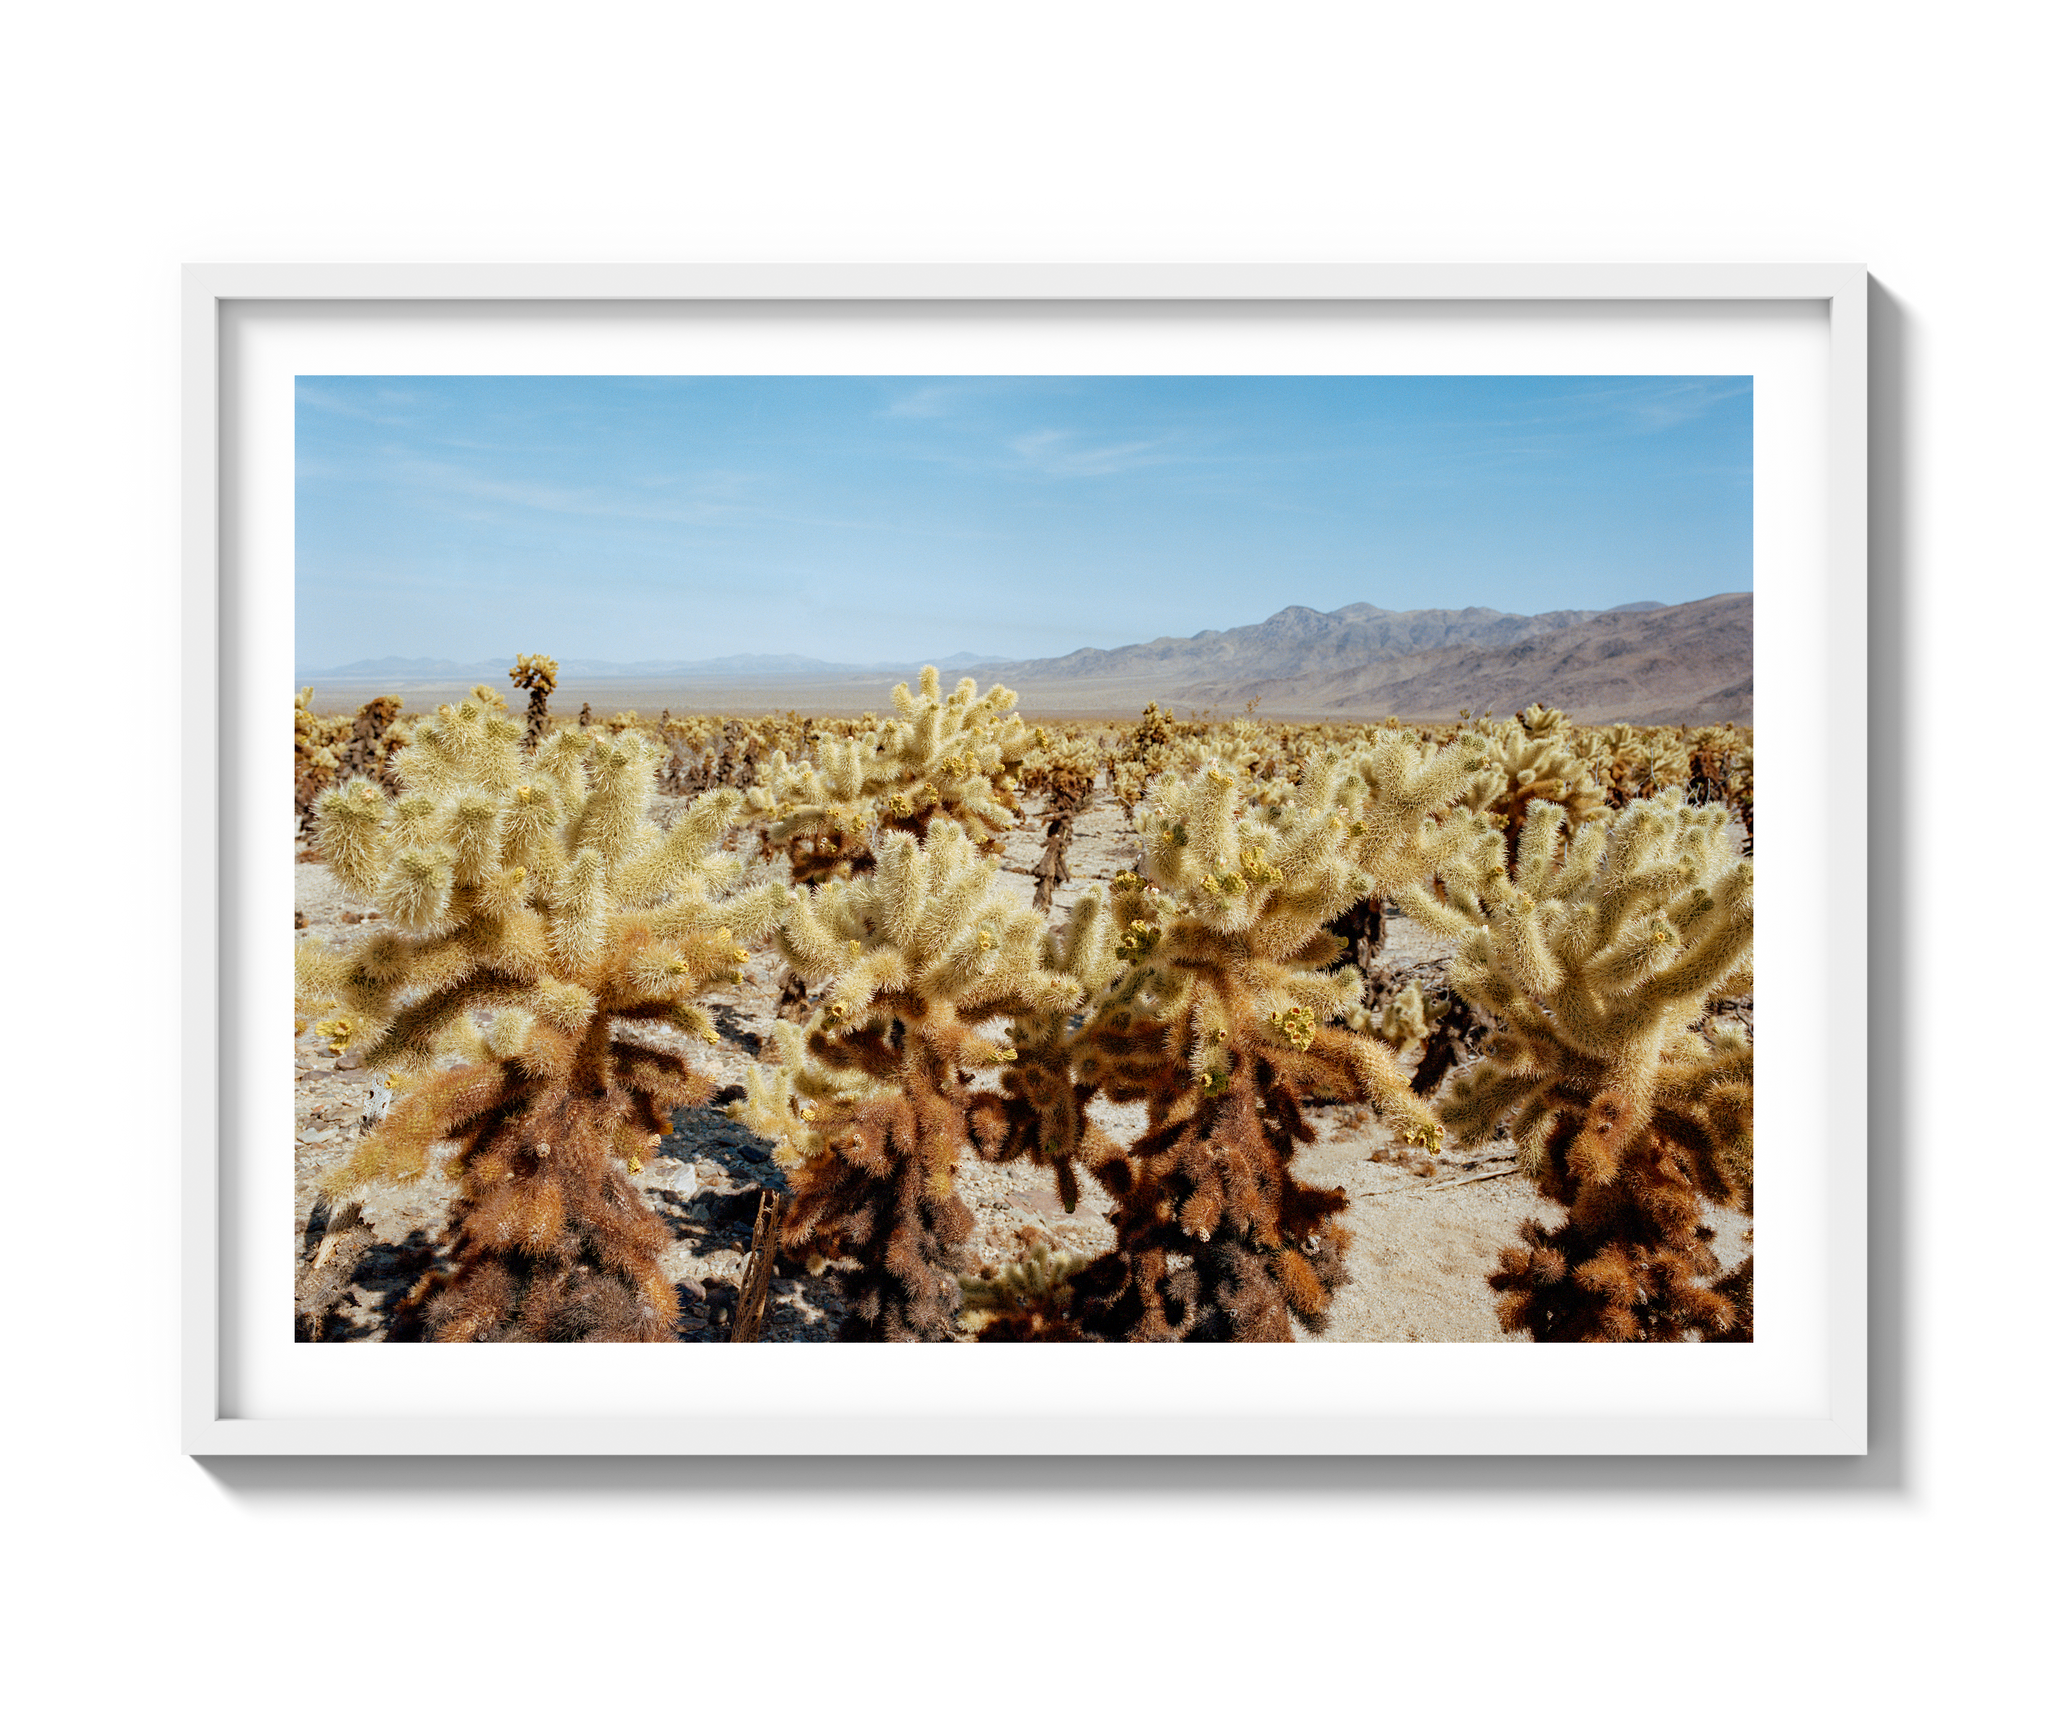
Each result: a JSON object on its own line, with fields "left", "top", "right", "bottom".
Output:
{"left": 1024, "top": 744, "right": 1467, "bottom": 1341}
{"left": 1108, "top": 757, "right": 1150, "bottom": 825}
{"left": 294, "top": 688, "right": 351, "bottom": 832}
{"left": 1403, "top": 788, "right": 1754, "bottom": 1341}
{"left": 508, "top": 653, "right": 558, "bottom": 748}
{"left": 509, "top": 652, "right": 558, "bottom": 694}
{"left": 1460, "top": 704, "right": 1608, "bottom": 873}
{"left": 959, "top": 1240, "right": 1092, "bottom": 1340}
{"left": 972, "top": 888, "right": 1127, "bottom": 1211}
{"left": 296, "top": 692, "right": 783, "bottom": 1341}
{"left": 1123, "top": 700, "right": 1177, "bottom": 770}
{"left": 333, "top": 693, "right": 406, "bottom": 794}
{"left": 1155, "top": 717, "right": 1283, "bottom": 799}
{"left": 1576, "top": 721, "right": 1693, "bottom": 807}
{"left": 731, "top": 817, "right": 1085, "bottom": 1340}
{"left": 1363, "top": 976, "right": 1442, "bottom": 1051}
{"left": 1684, "top": 724, "right": 1754, "bottom": 838}
{"left": 1017, "top": 728, "right": 1103, "bottom": 811}
{"left": 748, "top": 667, "right": 1034, "bottom": 883}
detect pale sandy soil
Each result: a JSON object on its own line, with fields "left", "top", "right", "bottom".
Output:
{"left": 293, "top": 790, "right": 1749, "bottom": 1343}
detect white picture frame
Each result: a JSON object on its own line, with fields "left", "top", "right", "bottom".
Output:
{"left": 184, "top": 262, "right": 1867, "bottom": 1457}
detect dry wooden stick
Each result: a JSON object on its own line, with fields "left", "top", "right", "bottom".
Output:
{"left": 1414, "top": 1167, "right": 1520, "bottom": 1192}
{"left": 1356, "top": 1166, "right": 1521, "bottom": 1198}
{"left": 730, "top": 1190, "right": 783, "bottom": 1343}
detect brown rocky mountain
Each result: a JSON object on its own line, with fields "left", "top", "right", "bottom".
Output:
{"left": 985, "top": 593, "right": 1751, "bottom": 724}
{"left": 985, "top": 599, "right": 1648, "bottom": 684}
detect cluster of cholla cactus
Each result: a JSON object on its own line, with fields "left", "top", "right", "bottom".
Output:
{"left": 1004, "top": 736, "right": 1479, "bottom": 1340}
{"left": 508, "top": 653, "right": 558, "bottom": 748}
{"left": 1024, "top": 732, "right": 1103, "bottom": 910}
{"left": 340, "top": 695, "right": 407, "bottom": 790}
{"left": 1108, "top": 700, "right": 1179, "bottom": 823}
{"left": 1403, "top": 788, "right": 1754, "bottom": 1340}
{"left": 731, "top": 818, "right": 1085, "bottom": 1338}
{"left": 296, "top": 690, "right": 410, "bottom": 835}
{"left": 293, "top": 660, "right": 1755, "bottom": 1345}
{"left": 1685, "top": 724, "right": 1754, "bottom": 841}
{"left": 295, "top": 689, "right": 348, "bottom": 828}
{"left": 746, "top": 668, "right": 1035, "bottom": 883}
{"left": 1460, "top": 704, "right": 1608, "bottom": 874}
{"left": 296, "top": 686, "right": 780, "bottom": 1340}
{"left": 1576, "top": 721, "right": 1692, "bottom": 809}
{"left": 959, "top": 1239, "right": 1092, "bottom": 1339}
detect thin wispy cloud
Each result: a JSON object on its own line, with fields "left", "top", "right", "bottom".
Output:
{"left": 392, "top": 457, "right": 747, "bottom": 528}
{"left": 884, "top": 385, "right": 963, "bottom": 419}
{"left": 1618, "top": 378, "right": 1752, "bottom": 431}
{"left": 294, "top": 382, "right": 424, "bottom": 427}
{"left": 1006, "top": 429, "right": 1178, "bottom": 479}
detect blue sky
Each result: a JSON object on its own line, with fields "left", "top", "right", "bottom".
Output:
{"left": 295, "top": 374, "right": 1752, "bottom": 669}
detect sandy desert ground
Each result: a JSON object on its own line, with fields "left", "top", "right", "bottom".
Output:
{"left": 292, "top": 788, "right": 1751, "bottom": 1343}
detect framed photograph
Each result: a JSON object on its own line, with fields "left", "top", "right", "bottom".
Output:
{"left": 184, "top": 262, "right": 1867, "bottom": 1457}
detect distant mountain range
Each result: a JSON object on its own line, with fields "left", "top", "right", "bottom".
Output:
{"left": 976, "top": 594, "right": 1751, "bottom": 724}
{"left": 298, "top": 593, "right": 1751, "bottom": 724}
{"left": 1178, "top": 594, "right": 1751, "bottom": 724}
{"left": 976, "top": 599, "right": 1672, "bottom": 684}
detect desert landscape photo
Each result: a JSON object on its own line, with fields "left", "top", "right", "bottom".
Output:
{"left": 291, "top": 374, "right": 1755, "bottom": 1345}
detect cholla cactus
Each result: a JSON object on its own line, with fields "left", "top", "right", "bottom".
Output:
{"left": 1109, "top": 758, "right": 1150, "bottom": 825}
{"left": 296, "top": 689, "right": 782, "bottom": 1341}
{"left": 1124, "top": 701, "right": 1177, "bottom": 769}
{"left": 732, "top": 818, "right": 1084, "bottom": 1340}
{"left": 1363, "top": 976, "right": 1441, "bottom": 1052}
{"left": 1405, "top": 788, "right": 1754, "bottom": 1341}
{"left": 1578, "top": 721, "right": 1692, "bottom": 808}
{"left": 508, "top": 652, "right": 558, "bottom": 748}
{"left": 973, "top": 888, "right": 1127, "bottom": 1212}
{"left": 749, "top": 668, "right": 1035, "bottom": 883}
{"left": 959, "top": 1240, "right": 1092, "bottom": 1340}
{"left": 1462, "top": 704, "right": 1607, "bottom": 873}
{"left": 1032, "top": 741, "right": 1472, "bottom": 1341}
{"left": 294, "top": 688, "right": 347, "bottom": 831}
{"left": 1685, "top": 724, "right": 1754, "bottom": 839}
{"left": 338, "top": 693, "right": 406, "bottom": 790}
{"left": 1157, "top": 717, "right": 1283, "bottom": 798}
